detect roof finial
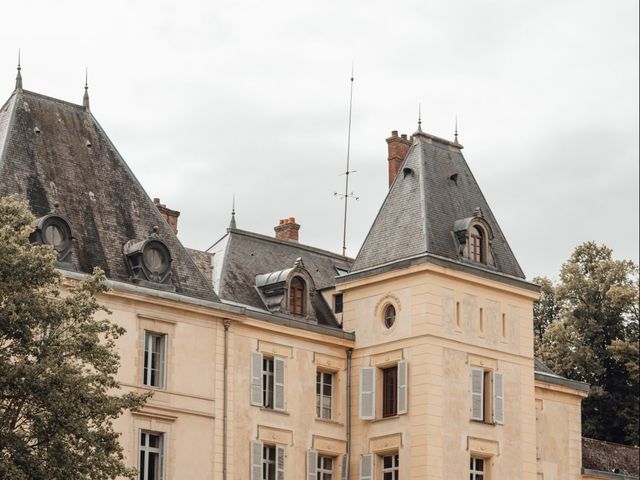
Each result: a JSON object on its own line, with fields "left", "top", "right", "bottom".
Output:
{"left": 417, "top": 103, "right": 423, "bottom": 132}
{"left": 83, "top": 67, "right": 90, "bottom": 111}
{"left": 229, "top": 194, "right": 237, "bottom": 229}
{"left": 454, "top": 115, "right": 459, "bottom": 143}
{"left": 15, "top": 49, "right": 23, "bottom": 92}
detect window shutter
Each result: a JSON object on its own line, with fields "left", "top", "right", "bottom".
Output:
{"left": 276, "top": 444, "right": 286, "bottom": 480}
{"left": 251, "top": 440, "right": 263, "bottom": 480}
{"left": 341, "top": 455, "right": 348, "bottom": 480}
{"left": 160, "top": 335, "right": 167, "bottom": 389}
{"left": 250, "top": 352, "right": 263, "bottom": 407}
{"left": 470, "top": 367, "right": 484, "bottom": 421}
{"left": 274, "top": 357, "right": 286, "bottom": 412}
{"left": 397, "top": 360, "right": 408, "bottom": 415}
{"left": 307, "top": 450, "right": 317, "bottom": 480}
{"left": 359, "top": 453, "right": 373, "bottom": 480}
{"left": 359, "top": 367, "right": 376, "bottom": 420}
{"left": 493, "top": 371, "right": 504, "bottom": 425}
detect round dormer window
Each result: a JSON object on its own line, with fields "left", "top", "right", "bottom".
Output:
{"left": 143, "top": 241, "right": 171, "bottom": 275}
{"left": 383, "top": 304, "right": 396, "bottom": 329}
{"left": 40, "top": 216, "right": 72, "bottom": 253}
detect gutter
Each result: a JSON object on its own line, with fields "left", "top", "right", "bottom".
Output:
{"left": 345, "top": 348, "right": 353, "bottom": 480}
{"left": 223, "top": 320, "right": 230, "bottom": 480}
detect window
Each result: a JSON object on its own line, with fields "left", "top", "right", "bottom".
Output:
{"left": 139, "top": 431, "right": 164, "bottom": 480}
{"left": 143, "top": 332, "right": 166, "bottom": 388}
{"left": 289, "top": 276, "right": 306, "bottom": 316}
{"left": 383, "top": 304, "right": 396, "bottom": 328}
{"left": 469, "top": 225, "right": 485, "bottom": 263}
{"left": 456, "top": 301, "right": 461, "bottom": 330}
{"left": 470, "top": 367, "right": 504, "bottom": 424}
{"left": 316, "top": 371, "right": 333, "bottom": 420}
{"left": 317, "top": 455, "right": 334, "bottom": 480}
{"left": 479, "top": 308, "right": 485, "bottom": 335}
{"left": 470, "top": 456, "right": 486, "bottom": 480}
{"left": 333, "top": 293, "right": 343, "bottom": 314}
{"left": 250, "top": 352, "right": 285, "bottom": 411}
{"left": 251, "top": 441, "right": 285, "bottom": 480}
{"left": 382, "top": 367, "right": 398, "bottom": 418}
{"left": 359, "top": 360, "right": 407, "bottom": 420}
{"left": 382, "top": 453, "right": 399, "bottom": 480}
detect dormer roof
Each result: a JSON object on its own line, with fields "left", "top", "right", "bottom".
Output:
{"left": 0, "top": 88, "right": 218, "bottom": 301}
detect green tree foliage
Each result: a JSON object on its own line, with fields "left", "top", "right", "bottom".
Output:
{"left": 535, "top": 242, "right": 639, "bottom": 445}
{"left": 0, "top": 198, "right": 149, "bottom": 479}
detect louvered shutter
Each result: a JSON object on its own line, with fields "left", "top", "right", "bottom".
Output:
{"left": 397, "top": 360, "right": 408, "bottom": 415}
{"left": 307, "top": 450, "right": 317, "bottom": 480}
{"left": 359, "top": 454, "right": 373, "bottom": 480}
{"left": 470, "top": 367, "right": 484, "bottom": 421}
{"left": 274, "top": 357, "right": 286, "bottom": 411}
{"left": 493, "top": 371, "right": 504, "bottom": 425}
{"left": 250, "top": 352, "right": 263, "bottom": 406}
{"left": 341, "top": 455, "right": 348, "bottom": 480}
{"left": 359, "top": 367, "right": 376, "bottom": 420}
{"left": 276, "top": 444, "right": 286, "bottom": 480}
{"left": 251, "top": 440, "right": 263, "bottom": 480}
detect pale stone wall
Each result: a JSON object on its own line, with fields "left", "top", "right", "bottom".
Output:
{"left": 341, "top": 262, "right": 540, "bottom": 479}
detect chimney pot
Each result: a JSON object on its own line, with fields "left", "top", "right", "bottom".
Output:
{"left": 153, "top": 197, "right": 180, "bottom": 235}
{"left": 391, "top": 130, "right": 398, "bottom": 137}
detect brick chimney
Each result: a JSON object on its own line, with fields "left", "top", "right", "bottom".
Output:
{"left": 274, "top": 217, "right": 300, "bottom": 242}
{"left": 153, "top": 198, "right": 180, "bottom": 235}
{"left": 386, "top": 130, "right": 412, "bottom": 187}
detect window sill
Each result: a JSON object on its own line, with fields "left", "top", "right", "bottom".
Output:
{"left": 315, "top": 417, "right": 344, "bottom": 426}
{"left": 260, "top": 407, "right": 290, "bottom": 416}
{"left": 371, "top": 415, "right": 401, "bottom": 423}
{"left": 470, "top": 419, "right": 497, "bottom": 426}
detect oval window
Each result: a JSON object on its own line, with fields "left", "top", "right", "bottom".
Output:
{"left": 383, "top": 304, "right": 396, "bottom": 329}
{"left": 43, "top": 223, "right": 65, "bottom": 250}
{"left": 143, "top": 242, "right": 170, "bottom": 275}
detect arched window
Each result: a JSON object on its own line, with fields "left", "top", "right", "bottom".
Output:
{"left": 289, "top": 277, "right": 306, "bottom": 316}
{"left": 469, "top": 225, "right": 485, "bottom": 263}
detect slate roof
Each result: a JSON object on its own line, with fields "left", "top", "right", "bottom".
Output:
{"left": 583, "top": 437, "right": 639, "bottom": 478}
{"left": 533, "top": 358, "right": 590, "bottom": 393}
{"left": 0, "top": 87, "right": 218, "bottom": 301}
{"left": 351, "top": 130, "right": 525, "bottom": 279}
{"left": 206, "top": 228, "right": 352, "bottom": 327}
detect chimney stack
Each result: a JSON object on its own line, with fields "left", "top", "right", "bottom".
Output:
{"left": 274, "top": 217, "right": 300, "bottom": 242}
{"left": 386, "top": 130, "right": 412, "bottom": 187}
{"left": 153, "top": 198, "right": 180, "bottom": 235}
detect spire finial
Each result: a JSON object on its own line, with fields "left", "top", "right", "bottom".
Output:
{"left": 15, "top": 49, "right": 23, "bottom": 91}
{"left": 454, "top": 115, "right": 459, "bottom": 143}
{"left": 83, "top": 67, "right": 90, "bottom": 111}
{"left": 229, "top": 194, "right": 237, "bottom": 229}
{"left": 417, "top": 103, "right": 423, "bottom": 132}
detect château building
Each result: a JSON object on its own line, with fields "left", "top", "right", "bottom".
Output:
{"left": 1, "top": 66, "right": 637, "bottom": 480}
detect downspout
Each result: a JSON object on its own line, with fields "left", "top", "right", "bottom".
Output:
{"left": 346, "top": 348, "right": 353, "bottom": 479}
{"left": 223, "top": 319, "right": 230, "bottom": 480}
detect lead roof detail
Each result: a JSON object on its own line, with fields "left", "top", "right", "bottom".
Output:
{"left": 0, "top": 88, "right": 218, "bottom": 301}
{"left": 351, "top": 130, "right": 525, "bottom": 279}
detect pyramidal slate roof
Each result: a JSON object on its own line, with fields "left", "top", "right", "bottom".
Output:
{"left": 0, "top": 86, "right": 218, "bottom": 301}
{"left": 351, "top": 129, "right": 525, "bottom": 280}
{"left": 207, "top": 227, "right": 352, "bottom": 327}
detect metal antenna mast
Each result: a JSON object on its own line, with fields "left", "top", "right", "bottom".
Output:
{"left": 335, "top": 65, "right": 358, "bottom": 257}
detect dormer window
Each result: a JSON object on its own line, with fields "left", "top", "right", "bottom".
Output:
{"left": 289, "top": 276, "right": 306, "bottom": 316}
{"left": 469, "top": 225, "right": 485, "bottom": 263}
{"left": 123, "top": 226, "right": 175, "bottom": 291}
{"left": 30, "top": 207, "right": 74, "bottom": 268}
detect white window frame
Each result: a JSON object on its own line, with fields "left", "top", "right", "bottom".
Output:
{"left": 316, "top": 370, "right": 333, "bottom": 420}
{"left": 381, "top": 453, "right": 399, "bottom": 480}
{"left": 470, "top": 456, "right": 487, "bottom": 479}
{"left": 143, "top": 331, "right": 167, "bottom": 389}
{"left": 139, "top": 430, "right": 164, "bottom": 480}
{"left": 317, "top": 454, "right": 334, "bottom": 480}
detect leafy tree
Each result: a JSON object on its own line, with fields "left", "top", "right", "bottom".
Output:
{"left": 535, "top": 242, "right": 639, "bottom": 445}
{"left": 0, "top": 197, "right": 149, "bottom": 479}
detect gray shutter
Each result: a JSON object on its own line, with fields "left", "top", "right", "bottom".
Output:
{"left": 359, "top": 454, "right": 373, "bottom": 480}
{"left": 251, "top": 440, "right": 263, "bottom": 480}
{"left": 470, "top": 367, "right": 484, "bottom": 421}
{"left": 274, "top": 357, "right": 286, "bottom": 411}
{"left": 307, "top": 449, "right": 317, "bottom": 480}
{"left": 160, "top": 335, "right": 167, "bottom": 389}
{"left": 251, "top": 352, "right": 263, "bottom": 406}
{"left": 493, "top": 371, "right": 504, "bottom": 425}
{"left": 397, "top": 360, "right": 408, "bottom": 415}
{"left": 359, "top": 367, "right": 376, "bottom": 420}
{"left": 341, "top": 455, "right": 348, "bottom": 480}
{"left": 276, "top": 444, "right": 285, "bottom": 480}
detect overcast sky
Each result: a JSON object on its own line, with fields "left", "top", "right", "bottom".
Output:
{"left": 1, "top": 0, "right": 638, "bottom": 280}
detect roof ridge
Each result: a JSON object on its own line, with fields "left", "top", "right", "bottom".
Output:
{"left": 227, "top": 228, "right": 353, "bottom": 261}
{"left": 21, "top": 89, "right": 87, "bottom": 111}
